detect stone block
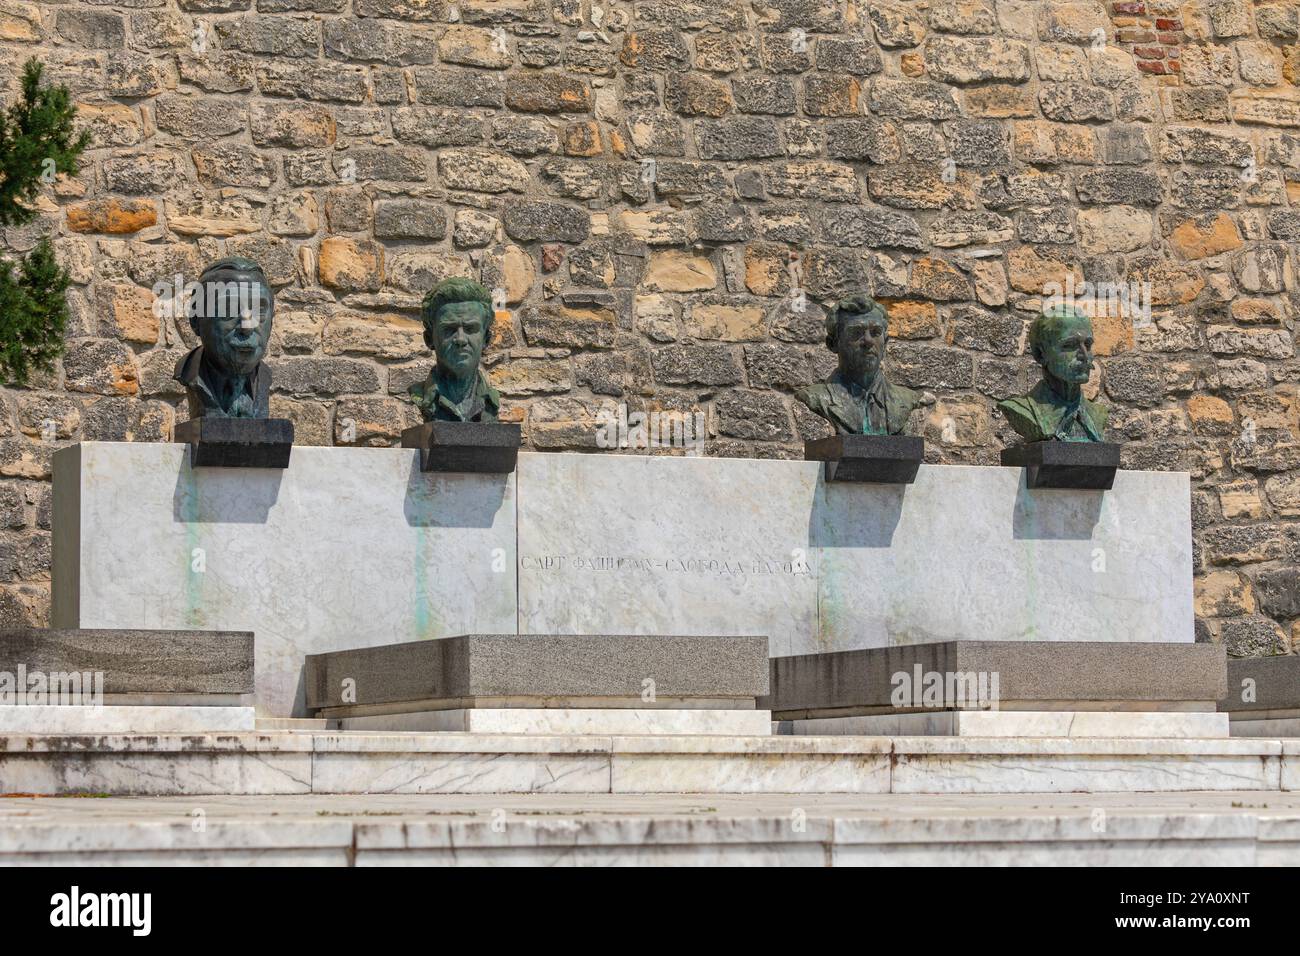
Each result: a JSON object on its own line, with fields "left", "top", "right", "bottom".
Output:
{"left": 400, "top": 421, "right": 521, "bottom": 473}
{"left": 174, "top": 417, "right": 295, "bottom": 469}
{"left": 779, "top": 710, "right": 1229, "bottom": 738}
{"left": 305, "top": 633, "right": 770, "bottom": 710}
{"left": 804, "top": 434, "right": 925, "bottom": 483}
{"left": 0, "top": 627, "right": 253, "bottom": 695}
{"left": 762, "top": 641, "right": 1228, "bottom": 718}
{"left": 1219, "top": 655, "right": 1300, "bottom": 715}
{"left": 1000, "top": 441, "right": 1121, "bottom": 489}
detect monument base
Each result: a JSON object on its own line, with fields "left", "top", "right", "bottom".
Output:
{"left": 777, "top": 710, "right": 1228, "bottom": 738}
{"left": 174, "top": 417, "right": 294, "bottom": 468}
{"left": 336, "top": 707, "right": 772, "bottom": 735}
{"left": 804, "top": 434, "right": 924, "bottom": 484}
{"left": 401, "top": 421, "right": 521, "bottom": 473}
{"left": 999, "top": 441, "right": 1121, "bottom": 489}
{"left": 0, "top": 628, "right": 255, "bottom": 735}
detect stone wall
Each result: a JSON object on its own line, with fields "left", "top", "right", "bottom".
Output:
{"left": 0, "top": 0, "right": 1297, "bottom": 656}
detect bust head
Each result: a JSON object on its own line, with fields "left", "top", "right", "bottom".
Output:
{"left": 421, "top": 277, "right": 494, "bottom": 382}
{"left": 825, "top": 293, "right": 889, "bottom": 384}
{"left": 1030, "top": 305, "right": 1094, "bottom": 387}
{"left": 189, "top": 257, "right": 273, "bottom": 378}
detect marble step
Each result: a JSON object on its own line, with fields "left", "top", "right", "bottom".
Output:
{"left": 255, "top": 718, "right": 332, "bottom": 732}
{"left": 2, "top": 792, "right": 1299, "bottom": 866}
{"left": 0, "top": 731, "right": 1295, "bottom": 796}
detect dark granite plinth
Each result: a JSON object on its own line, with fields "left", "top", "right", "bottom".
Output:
{"left": 761, "top": 642, "right": 1226, "bottom": 718}
{"left": 402, "top": 421, "right": 522, "bottom": 473}
{"left": 1219, "top": 655, "right": 1300, "bottom": 713}
{"left": 1000, "top": 441, "right": 1121, "bottom": 490}
{"left": 805, "top": 434, "right": 925, "bottom": 484}
{"left": 0, "top": 628, "right": 254, "bottom": 694}
{"left": 174, "top": 417, "right": 293, "bottom": 468}
{"left": 306, "top": 634, "right": 769, "bottom": 712}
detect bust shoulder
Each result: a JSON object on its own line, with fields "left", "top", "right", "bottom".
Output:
{"left": 1084, "top": 394, "right": 1109, "bottom": 434}
{"left": 997, "top": 395, "right": 1046, "bottom": 441}
{"left": 885, "top": 379, "right": 922, "bottom": 412}
{"left": 794, "top": 382, "right": 832, "bottom": 414}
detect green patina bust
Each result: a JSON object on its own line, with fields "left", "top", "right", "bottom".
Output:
{"left": 409, "top": 277, "right": 500, "bottom": 423}
{"left": 173, "top": 257, "right": 274, "bottom": 419}
{"left": 795, "top": 293, "right": 922, "bottom": 436}
{"left": 998, "top": 305, "right": 1108, "bottom": 443}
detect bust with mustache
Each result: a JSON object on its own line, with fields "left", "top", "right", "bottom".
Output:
{"left": 795, "top": 293, "right": 921, "bottom": 436}
{"left": 173, "top": 257, "right": 274, "bottom": 419}
{"left": 409, "top": 277, "right": 501, "bottom": 423}
{"left": 998, "top": 305, "right": 1108, "bottom": 443}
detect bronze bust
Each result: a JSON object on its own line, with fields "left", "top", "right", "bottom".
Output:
{"left": 173, "top": 257, "right": 274, "bottom": 419}
{"left": 998, "top": 305, "right": 1108, "bottom": 443}
{"left": 795, "top": 293, "right": 921, "bottom": 435}
{"left": 409, "top": 277, "right": 501, "bottom": 423}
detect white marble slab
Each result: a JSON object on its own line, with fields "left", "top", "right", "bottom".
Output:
{"left": 831, "top": 812, "right": 1257, "bottom": 866}
{"left": 310, "top": 753, "right": 612, "bottom": 794}
{"left": 516, "top": 453, "right": 821, "bottom": 649}
{"left": 0, "top": 750, "right": 313, "bottom": 795}
{"left": 53, "top": 443, "right": 517, "bottom": 717}
{"left": 356, "top": 815, "right": 831, "bottom": 865}
{"left": 1283, "top": 740, "right": 1300, "bottom": 792}
{"left": 337, "top": 708, "right": 773, "bottom": 735}
{"left": 516, "top": 455, "right": 1194, "bottom": 655}
{"left": 610, "top": 752, "right": 890, "bottom": 794}
{"left": 0, "top": 818, "right": 353, "bottom": 866}
{"left": 0, "top": 731, "right": 315, "bottom": 795}
{"left": 607, "top": 734, "right": 892, "bottom": 794}
{"left": 782, "top": 710, "right": 1228, "bottom": 738}
{"left": 0, "top": 705, "right": 255, "bottom": 734}
{"left": 832, "top": 838, "right": 1254, "bottom": 866}
{"left": 893, "top": 753, "right": 1280, "bottom": 794}
{"left": 813, "top": 464, "right": 1193, "bottom": 649}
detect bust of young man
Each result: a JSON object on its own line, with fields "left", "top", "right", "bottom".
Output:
{"left": 795, "top": 293, "right": 921, "bottom": 436}
{"left": 409, "top": 277, "right": 500, "bottom": 423}
{"left": 173, "top": 257, "right": 274, "bottom": 419}
{"left": 998, "top": 305, "right": 1108, "bottom": 443}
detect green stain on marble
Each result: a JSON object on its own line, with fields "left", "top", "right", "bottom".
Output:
{"left": 177, "top": 461, "right": 205, "bottom": 629}
{"left": 414, "top": 525, "right": 433, "bottom": 639}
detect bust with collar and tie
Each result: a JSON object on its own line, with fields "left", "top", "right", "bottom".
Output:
{"left": 171, "top": 257, "right": 293, "bottom": 467}
{"left": 998, "top": 304, "right": 1109, "bottom": 444}
{"left": 794, "top": 293, "right": 923, "bottom": 436}
{"left": 173, "top": 256, "right": 275, "bottom": 420}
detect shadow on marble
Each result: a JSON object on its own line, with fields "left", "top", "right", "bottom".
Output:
{"left": 171, "top": 448, "right": 285, "bottom": 525}
{"left": 809, "top": 480, "right": 906, "bottom": 550}
{"left": 402, "top": 454, "right": 511, "bottom": 529}
{"left": 1010, "top": 476, "right": 1105, "bottom": 541}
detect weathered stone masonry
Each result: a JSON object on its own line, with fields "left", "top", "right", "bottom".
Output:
{"left": 0, "top": 0, "right": 1297, "bottom": 657}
